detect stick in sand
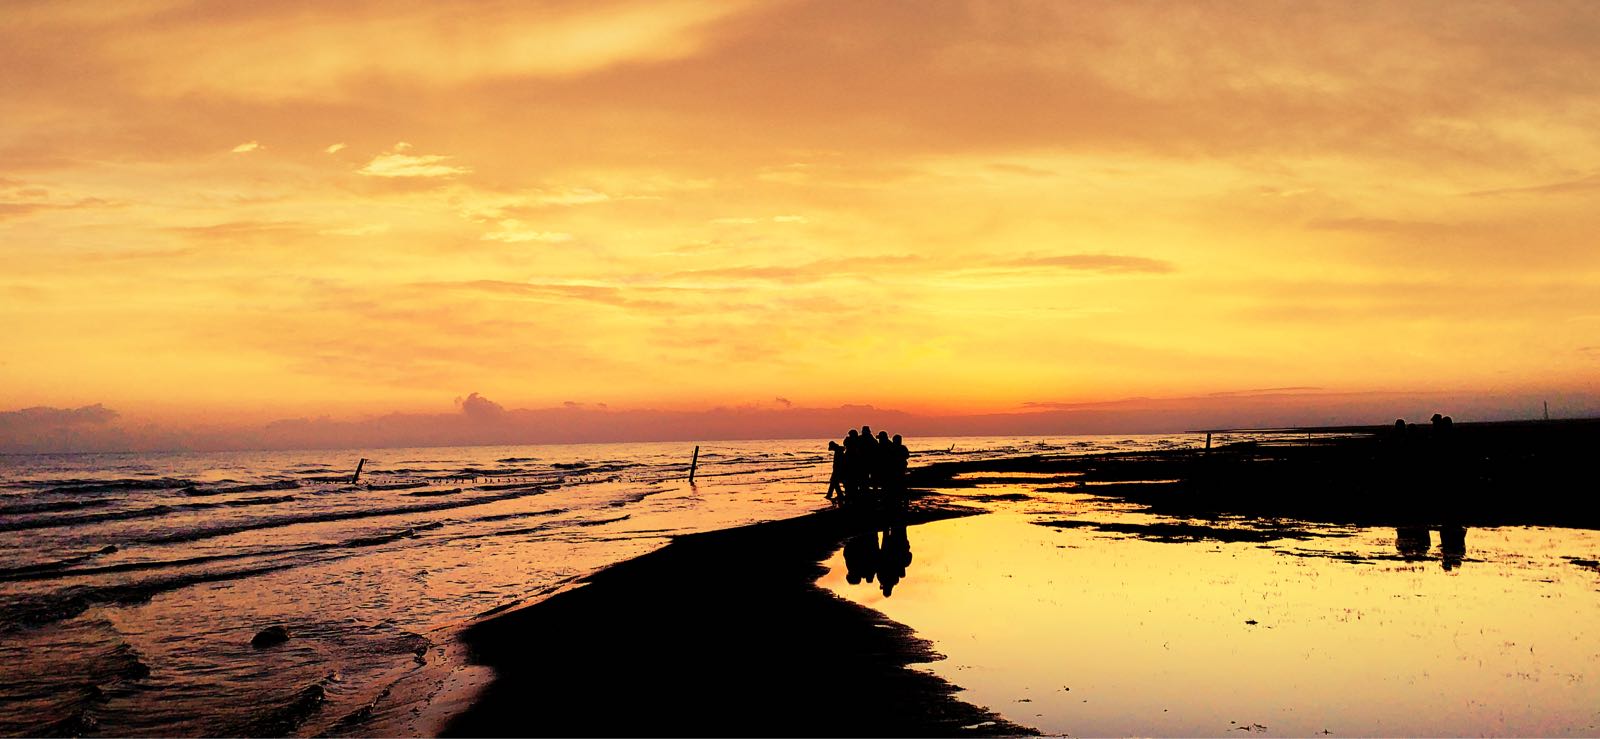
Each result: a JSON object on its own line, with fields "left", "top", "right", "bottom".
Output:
{"left": 689, "top": 445, "right": 699, "bottom": 485}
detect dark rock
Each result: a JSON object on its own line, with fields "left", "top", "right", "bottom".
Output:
{"left": 251, "top": 625, "right": 291, "bottom": 648}
{"left": 97, "top": 545, "right": 118, "bottom": 555}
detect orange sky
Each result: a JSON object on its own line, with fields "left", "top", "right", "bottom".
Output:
{"left": 3, "top": 1, "right": 1598, "bottom": 439}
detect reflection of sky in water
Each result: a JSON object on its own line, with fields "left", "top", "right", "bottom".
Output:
{"left": 821, "top": 489, "right": 1600, "bottom": 737}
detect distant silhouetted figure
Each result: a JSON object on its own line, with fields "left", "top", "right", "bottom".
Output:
{"left": 877, "top": 527, "right": 913, "bottom": 597}
{"left": 1394, "top": 419, "right": 1406, "bottom": 432}
{"left": 1395, "top": 526, "right": 1430, "bottom": 559}
{"left": 843, "top": 532, "right": 879, "bottom": 585}
{"left": 1439, "top": 526, "right": 1467, "bottom": 570}
{"left": 826, "top": 441, "right": 846, "bottom": 501}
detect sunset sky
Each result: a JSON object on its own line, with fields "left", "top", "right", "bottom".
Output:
{"left": 3, "top": 1, "right": 1598, "bottom": 449}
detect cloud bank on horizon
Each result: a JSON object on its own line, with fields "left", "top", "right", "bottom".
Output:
{"left": 2, "top": 1, "right": 1598, "bottom": 430}
{"left": 4, "top": 391, "right": 1595, "bottom": 454}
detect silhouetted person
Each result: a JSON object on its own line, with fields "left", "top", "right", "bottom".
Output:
{"left": 1395, "top": 526, "right": 1430, "bottom": 559}
{"left": 826, "top": 441, "right": 846, "bottom": 500}
{"left": 888, "top": 434, "right": 910, "bottom": 497}
{"left": 877, "top": 526, "right": 913, "bottom": 597}
{"left": 843, "top": 429, "right": 865, "bottom": 498}
{"left": 843, "top": 531, "right": 879, "bottom": 585}
{"left": 1439, "top": 526, "right": 1467, "bottom": 570}
{"left": 859, "top": 426, "right": 879, "bottom": 497}
{"left": 874, "top": 431, "right": 892, "bottom": 492}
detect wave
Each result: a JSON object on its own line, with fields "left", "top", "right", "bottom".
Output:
{"left": 0, "top": 524, "right": 448, "bottom": 583}
{"left": 0, "top": 498, "right": 116, "bottom": 516}
{"left": 134, "top": 486, "right": 551, "bottom": 545}
{"left": 37, "top": 478, "right": 195, "bottom": 495}
{"left": 0, "top": 495, "right": 299, "bottom": 533}
{"left": 181, "top": 480, "right": 300, "bottom": 496}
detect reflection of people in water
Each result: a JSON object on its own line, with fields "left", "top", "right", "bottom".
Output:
{"left": 1395, "top": 526, "right": 1431, "bottom": 559}
{"left": 843, "top": 532, "right": 879, "bottom": 585}
{"left": 1439, "top": 525, "right": 1467, "bottom": 570}
{"left": 1394, "top": 525, "right": 1468, "bottom": 569}
{"left": 877, "top": 527, "right": 913, "bottom": 597}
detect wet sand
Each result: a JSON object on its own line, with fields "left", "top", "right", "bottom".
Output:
{"left": 442, "top": 500, "right": 1035, "bottom": 737}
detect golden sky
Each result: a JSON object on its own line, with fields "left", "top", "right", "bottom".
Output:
{"left": 3, "top": 1, "right": 1598, "bottom": 434}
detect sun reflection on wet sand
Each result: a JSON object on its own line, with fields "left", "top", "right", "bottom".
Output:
{"left": 820, "top": 489, "right": 1600, "bottom": 737}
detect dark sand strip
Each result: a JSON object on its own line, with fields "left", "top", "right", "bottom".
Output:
{"left": 443, "top": 501, "right": 1035, "bottom": 737}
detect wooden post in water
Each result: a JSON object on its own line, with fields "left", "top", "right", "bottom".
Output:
{"left": 1204, "top": 432, "right": 1212, "bottom": 452}
{"left": 351, "top": 458, "right": 367, "bottom": 484}
{"left": 688, "top": 445, "right": 700, "bottom": 485}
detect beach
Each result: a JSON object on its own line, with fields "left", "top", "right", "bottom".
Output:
{"left": 438, "top": 420, "right": 1600, "bottom": 737}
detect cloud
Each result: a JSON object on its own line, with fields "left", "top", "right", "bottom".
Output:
{"left": 231, "top": 140, "right": 261, "bottom": 153}
{"left": 167, "top": 220, "right": 307, "bottom": 241}
{"left": 319, "top": 223, "right": 390, "bottom": 237}
{"left": 710, "top": 215, "right": 811, "bottom": 225}
{"left": 1306, "top": 217, "right": 1457, "bottom": 236}
{"left": 325, "top": 142, "right": 347, "bottom": 154}
{"left": 0, "top": 404, "right": 119, "bottom": 429}
{"left": 456, "top": 392, "right": 505, "bottom": 419}
{"left": 358, "top": 151, "right": 471, "bottom": 178}
{"left": 423, "top": 280, "right": 674, "bottom": 310}
{"left": 775, "top": 396, "right": 792, "bottom": 407}
{"left": 480, "top": 219, "right": 574, "bottom": 243}
{"left": 86, "top": 1, "right": 753, "bottom": 99}
{"left": 1467, "top": 172, "right": 1600, "bottom": 197}
{"left": 0, "top": 196, "right": 116, "bottom": 222}
{"left": 534, "top": 188, "right": 612, "bottom": 206}
{"left": 995, "top": 254, "right": 1176, "bottom": 274}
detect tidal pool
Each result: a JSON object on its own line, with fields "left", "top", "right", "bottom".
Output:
{"left": 820, "top": 491, "right": 1600, "bottom": 737}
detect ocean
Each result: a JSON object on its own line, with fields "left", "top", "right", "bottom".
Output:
{"left": 0, "top": 433, "right": 1202, "bottom": 736}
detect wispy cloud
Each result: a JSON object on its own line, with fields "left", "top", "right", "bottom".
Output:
{"left": 1467, "top": 172, "right": 1600, "bottom": 198}
{"left": 319, "top": 223, "right": 390, "bottom": 237}
{"left": 480, "top": 220, "right": 573, "bottom": 243}
{"left": 231, "top": 140, "right": 261, "bottom": 153}
{"left": 994, "top": 254, "right": 1176, "bottom": 274}
{"left": 358, "top": 145, "right": 471, "bottom": 178}
{"left": 325, "top": 142, "right": 347, "bottom": 154}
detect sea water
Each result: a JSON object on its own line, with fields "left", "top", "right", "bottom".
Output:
{"left": 0, "top": 434, "right": 1199, "bottom": 736}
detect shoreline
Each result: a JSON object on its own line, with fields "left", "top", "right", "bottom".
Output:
{"left": 439, "top": 499, "right": 1036, "bottom": 737}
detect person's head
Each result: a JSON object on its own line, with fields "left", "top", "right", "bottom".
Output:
{"left": 861, "top": 425, "right": 872, "bottom": 436}
{"left": 1432, "top": 413, "right": 1443, "bottom": 424}
{"left": 877, "top": 431, "right": 889, "bottom": 442}
{"left": 1395, "top": 419, "right": 1405, "bottom": 429}
{"left": 847, "top": 573, "right": 861, "bottom": 585}
{"left": 892, "top": 434, "right": 902, "bottom": 445}
{"left": 847, "top": 429, "right": 858, "bottom": 439}
{"left": 828, "top": 441, "right": 842, "bottom": 451}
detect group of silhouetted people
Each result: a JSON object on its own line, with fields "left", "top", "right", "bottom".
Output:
{"left": 825, "top": 425, "right": 911, "bottom": 504}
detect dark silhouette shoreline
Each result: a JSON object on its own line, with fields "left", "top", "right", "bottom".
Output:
{"left": 442, "top": 501, "right": 1034, "bottom": 737}
{"left": 912, "top": 418, "right": 1600, "bottom": 530}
